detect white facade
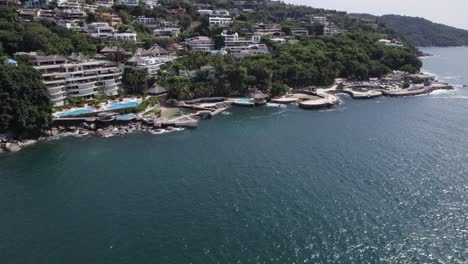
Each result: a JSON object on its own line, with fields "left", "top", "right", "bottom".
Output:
{"left": 291, "top": 28, "right": 309, "bottom": 36}
{"left": 118, "top": 0, "right": 138, "bottom": 6}
{"left": 212, "top": 9, "right": 230, "bottom": 17}
{"left": 96, "top": 0, "right": 114, "bottom": 7}
{"left": 153, "top": 27, "right": 180, "bottom": 38}
{"left": 85, "top": 22, "right": 137, "bottom": 42}
{"left": 209, "top": 17, "right": 232, "bottom": 27}
{"left": 222, "top": 44, "right": 269, "bottom": 59}
{"left": 221, "top": 31, "right": 261, "bottom": 47}
{"left": 324, "top": 25, "right": 346, "bottom": 35}
{"left": 136, "top": 16, "right": 156, "bottom": 26}
{"left": 312, "top": 16, "right": 328, "bottom": 25}
{"left": 185, "top": 36, "right": 214, "bottom": 52}
{"left": 197, "top": 9, "right": 213, "bottom": 16}
{"left": 30, "top": 55, "right": 122, "bottom": 106}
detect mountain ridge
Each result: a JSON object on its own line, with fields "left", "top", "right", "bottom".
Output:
{"left": 350, "top": 13, "right": 468, "bottom": 47}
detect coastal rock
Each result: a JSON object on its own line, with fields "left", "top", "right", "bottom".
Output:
{"left": 51, "top": 128, "right": 59, "bottom": 137}
{"left": 89, "top": 123, "right": 96, "bottom": 130}
{"left": 4, "top": 142, "right": 21, "bottom": 152}
{"left": 43, "top": 130, "right": 52, "bottom": 137}
{"left": 58, "top": 126, "right": 65, "bottom": 131}
{"left": 21, "top": 140, "right": 37, "bottom": 147}
{"left": 67, "top": 126, "right": 77, "bottom": 132}
{"left": 96, "top": 129, "right": 106, "bottom": 137}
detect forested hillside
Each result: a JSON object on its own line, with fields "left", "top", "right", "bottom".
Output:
{"left": 351, "top": 14, "right": 468, "bottom": 47}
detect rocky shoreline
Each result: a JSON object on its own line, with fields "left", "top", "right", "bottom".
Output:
{"left": 0, "top": 120, "right": 195, "bottom": 153}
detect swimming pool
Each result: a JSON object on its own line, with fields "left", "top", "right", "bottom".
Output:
{"left": 105, "top": 101, "right": 141, "bottom": 110}
{"left": 55, "top": 108, "right": 95, "bottom": 117}
{"left": 116, "top": 114, "right": 136, "bottom": 121}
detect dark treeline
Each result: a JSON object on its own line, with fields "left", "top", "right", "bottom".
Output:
{"left": 0, "top": 64, "right": 52, "bottom": 135}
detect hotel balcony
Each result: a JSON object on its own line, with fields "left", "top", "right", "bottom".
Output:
{"left": 49, "top": 89, "right": 66, "bottom": 96}
{"left": 67, "top": 86, "right": 98, "bottom": 94}
{"left": 68, "top": 90, "right": 98, "bottom": 98}
{"left": 44, "top": 79, "right": 66, "bottom": 85}
{"left": 104, "top": 86, "right": 119, "bottom": 96}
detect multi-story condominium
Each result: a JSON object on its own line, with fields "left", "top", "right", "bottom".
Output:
{"left": 29, "top": 54, "right": 122, "bottom": 106}
{"left": 312, "top": 16, "right": 328, "bottom": 25}
{"left": 197, "top": 9, "right": 213, "bottom": 16}
{"left": 158, "top": 20, "right": 178, "bottom": 28}
{"left": 221, "top": 31, "right": 261, "bottom": 47}
{"left": 291, "top": 28, "right": 309, "bottom": 36}
{"left": 222, "top": 44, "right": 269, "bottom": 59}
{"left": 56, "top": 8, "right": 87, "bottom": 20}
{"left": 126, "top": 46, "right": 176, "bottom": 76}
{"left": 153, "top": 27, "right": 180, "bottom": 38}
{"left": 95, "top": 0, "right": 113, "bottom": 7}
{"left": 185, "top": 36, "right": 214, "bottom": 52}
{"left": 219, "top": 31, "right": 267, "bottom": 58}
{"left": 126, "top": 56, "right": 166, "bottom": 76}
{"left": 97, "top": 13, "right": 122, "bottom": 26}
{"left": 136, "top": 16, "right": 156, "bottom": 27}
{"left": 85, "top": 22, "right": 137, "bottom": 42}
{"left": 56, "top": 19, "right": 83, "bottom": 31}
{"left": 209, "top": 17, "right": 232, "bottom": 27}
{"left": 324, "top": 24, "right": 347, "bottom": 35}
{"left": 118, "top": 0, "right": 138, "bottom": 6}
{"left": 211, "top": 9, "right": 230, "bottom": 17}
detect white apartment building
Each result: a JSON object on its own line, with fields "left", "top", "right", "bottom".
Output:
{"left": 209, "top": 17, "right": 232, "bottom": 27}
{"left": 153, "top": 27, "right": 180, "bottom": 38}
{"left": 324, "top": 25, "right": 346, "bottom": 35}
{"left": 85, "top": 22, "right": 137, "bottom": 42}
{"left": 222, "top": 44, "right": 269, "bottom": 59}
{"left": 291, "top": 28, "right": 309, "bottom": 36}
{"left": 312, "top": 16, "right": 328, "bottom": 25}
{"left": 95, "top": 0, "right": 113, "bottom": 7}
{"left": 221, "top": 31, "right": 261, "bottom": 46}
{"left": 185, "top": 36, "right": 214, "bottom": 52}
{"left": 197, "top": 9, "right": 213, "bottom": 16}
{"left": 136, "top": 16, "right": 156, "bottom": 26}
{"left": 30, "top": 54, "right": 122, "bottom": 106}
{"left": 211, "top": 9, "right": 230, "bottom": 17}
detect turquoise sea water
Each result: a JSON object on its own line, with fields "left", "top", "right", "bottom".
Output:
{"left": 0, "top": 47, "right": 467, "bottom": 263}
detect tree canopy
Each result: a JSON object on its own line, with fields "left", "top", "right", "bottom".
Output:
{"left": 0, "top": 64, "right": 52, "bottom": 135}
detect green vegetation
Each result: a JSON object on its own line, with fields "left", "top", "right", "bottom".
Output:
{"left": 0, "top": 64, "right": 52, "bottom": 135}
{"left": 163, "top": 32, "right": 421, "bottom": 100}
{"left": 143, "top": 108, "right": 161, "bottom": 116}
{"left": 0, "top": 6, "right": 99, "bottom": 56}
{"left": 122, "top": 68, "right": 150, "bottom": 95}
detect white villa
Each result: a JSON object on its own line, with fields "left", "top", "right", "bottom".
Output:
{"left": 209, "top": 16, "right": 232, "bottom": 27}
{"left": 185, "top": 36, "right": 215, "bottom": 52}
{"left": 85, "top": 22, "right": 137, "bottom": 42}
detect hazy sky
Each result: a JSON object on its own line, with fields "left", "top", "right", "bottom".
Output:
{"left": 283, "top": 0, "right": 468, "bottom": 30}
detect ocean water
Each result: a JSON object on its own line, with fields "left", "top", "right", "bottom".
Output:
{"left": 0, "top": 47, "right": 467, "bottom": 264}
